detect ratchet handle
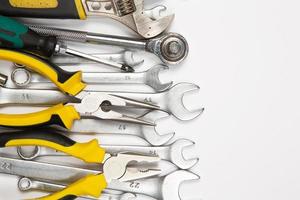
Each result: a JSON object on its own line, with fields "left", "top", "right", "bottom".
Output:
{"left": 0, "top": 49, "right": 85, "bottom": 95}
{"left": 0, "top": 104, "right": 80, "bottom": 130}
{"left": 0, "top": 15, "right": 57, "bottom": 57}
{"left": 0, "top": 129, "right": 105, "bottom": 163}
{"left": 0, "top": 0, "right": 86, "bottom": 20}
{"left": 36, "top": 174, "right": 107, "bottom": 200}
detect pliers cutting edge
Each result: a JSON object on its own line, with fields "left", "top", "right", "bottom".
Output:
{"left": 0, "top": 49, "right": 158, "bottom": 129}
{"left": 0, "top": 129, "right": 161, "bottom": 200}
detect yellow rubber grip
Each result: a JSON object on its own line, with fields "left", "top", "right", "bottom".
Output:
{"left": 74, "top": 0, "right": 87, "bottom": 19}
{"left": 0, "top": 49, "right": 86, "bottom": 95}
{"left": 6, "top": 139, "right": 105, "bottom": 163}
{"left": 35, "top": 174, "right": 107, "bottom": 200}
{"left": 0, "top": 104, "right": 79, "bottom": 129}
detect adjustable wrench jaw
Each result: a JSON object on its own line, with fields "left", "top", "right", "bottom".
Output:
{"left": 82, "top": 0, "right": 174, "bottom": 38}
{"left": 132, "top": 2, "right": 175, "bottom": 38}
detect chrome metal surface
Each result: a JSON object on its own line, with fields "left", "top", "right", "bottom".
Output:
{"left": 11, "top": 65, "right": 172, "bottom": 92}
{"left": 58, "top": 46, "right": 133, "bottom": 72}
{"left": 28, "top": 25, "right": 188, "bottom": 64}
{"left": 52, "top": 51, "right": 144, "bottom": 67}
{"left": 81, "top": 0, "right": 174, "bottom": 38}
{"left": 18, "top": 177, "right": 157, "bottom": 200}
{"left": 18, "top": 139, "right": 198, "bottom": 169}
{"left": 107, "top": 170, "right": 200, "bottom": 200}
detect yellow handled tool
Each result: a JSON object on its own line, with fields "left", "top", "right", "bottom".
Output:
{"left": 0, "top": 0, "right": 174, "bottom": 38}
{"left": 0, "top": 49, "right": 155, "bottom": 129}
{"left": 0, "top": 49, "right": 85, "bottom": 95}
{"left": 0, "top": 130, "right": 160, "bottom": 200}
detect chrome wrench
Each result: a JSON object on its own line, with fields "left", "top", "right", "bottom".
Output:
{"left": 10, "top": 64, "right": 173, "bottom": 92}
{"left": 18, "top": 139, "right": 198, "bottom": 169}
{"left": 51, "top": 51, "right": 144, "bottom": 67}
{"left": 0, "top": 83, "right": 203, "bottom": 121}
{"left": 18, "top": 177, "right": 157, "bottom": 200}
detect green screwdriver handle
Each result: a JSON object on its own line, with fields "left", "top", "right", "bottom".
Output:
{"left": 0, "top": 15, "right": 57, "bottom": 57}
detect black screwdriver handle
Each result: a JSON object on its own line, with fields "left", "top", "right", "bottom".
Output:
{"left": 0, "top": 15, "right": 57, "bottom": 57}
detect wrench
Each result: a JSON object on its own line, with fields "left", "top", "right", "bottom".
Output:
{"left": 0, "top": 83, "right": 203, "bottom": 121}
{"left": 18, "top": 139, "right": 198, "bottom": 169}
{"left": 51, "top": 51, "right": 144, "bottom": 67}
{"left": 102, "top": 83, "right": 204, "bottom": 121}
{"left": 0, "top": 156, "right": 192, "bottom": 199}
{"left": 0, "top": 84, "right": 174, "bottom": 146}
{"left": 10, "top": 64, "right": 173, "bottom": 92}
{"left": 18, "top": 177, "right": 157, "bottom": 200}
{"left": 68, "top": 111, "right": 175, "bottom": 146}
{"left": 108, "top": 170, "right": 200, "bottom": 200}
{"left": 28, "top": 25, "right": 189, "bottom": 65}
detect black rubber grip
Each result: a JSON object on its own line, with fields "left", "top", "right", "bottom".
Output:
{"left": 21, "top": 29, "right": 57, "bottom": 57}
{"left": 22, "top": 51, "right": 79, "bottom": 84}
{"left": 0, "top": 0, "right": 82, "bottom": 19}
{"left": 0, "top": 128, "right": 75, "bottom": 147}
{"left": 59, "top": 195, "right": 77, "bottom": 200}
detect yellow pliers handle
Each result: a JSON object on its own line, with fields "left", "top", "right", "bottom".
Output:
{"left": 0, "top": 49, "right": 85, "bottom": 95}
{"left": 0, "top": 129, "right": 105, "bottom": 163}
{"left": 0, "top": 49, "right": 86, "bottom": 129}
{"left": 0, "top": 130, "right": 107, "bottom": 200}
{"left": 37, "top": 174, "right": 107, "bottom": 200}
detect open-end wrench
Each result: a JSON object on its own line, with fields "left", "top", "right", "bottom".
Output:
{"left": 0, "top": 83, "right": 203, "bottom": 121}
{"left": 52, "top": 50, "right": 144, "bottom": 67}
{"left": 28, "top": 25, "right": 189, "bottom": 65}
{"left": 68, "top": 111, "right": 175, "bottom": 146}
{"left": 10, "top": 64, "right": 173, "bottom": 92}
{"left": 0, "top": 84, "right": 174, "bottom": 145}
{"left": 18, "top": 177, "right": 157, "bottom": 200}
{"left": 103, "top": 83, "right": 204, "bottom": 121}
{"left": 108, "top": 170, "right": 200, "bottom": 200}
{"left": 18, "top": 139, "right": 198, "bottom": 169}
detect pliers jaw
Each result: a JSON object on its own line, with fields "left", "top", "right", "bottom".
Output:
{"left": 72, "top": 92, "right": 158, "bottom": 126}
{"left": 103, "top": 153, "right": 161, "bottom": 183}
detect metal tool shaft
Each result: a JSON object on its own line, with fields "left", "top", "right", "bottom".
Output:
{"left": 28, "top": 25, "right": 189, "bottom": 65}
{"left": 0, "top": 156, "right": 99, "bottom": 183}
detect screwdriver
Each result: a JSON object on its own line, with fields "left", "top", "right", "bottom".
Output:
{"left": 0, "top": 15, "right": 134, "bottom": 72}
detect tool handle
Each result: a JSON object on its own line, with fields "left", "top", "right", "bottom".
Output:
{"left": 36, "top": 174, "right": 107, "bottom": 200}
{"left": 0, "top": 104, "right": 79, "bottom": 129}
{"left": 0, "top": 49, "right": 85, "bottom": 95}
{"left": 0, "top": 129, "right": 105, "bottom": 163}
{"left": 0, "top": 0, "right": 86, "bottom": 20}
{"left": 0, "top": 15, "right": 57, "bottom": 57}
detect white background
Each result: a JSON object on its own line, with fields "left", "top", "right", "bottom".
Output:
{"left": 1, "top": 0, "right": 300, "bottom": 199}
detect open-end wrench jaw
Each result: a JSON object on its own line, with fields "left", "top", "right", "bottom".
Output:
{"left": 170, "top": 139, "right": 199, "bottom": 169}
{"left": 162, "top": 170, "right": 200, "bottom": 200}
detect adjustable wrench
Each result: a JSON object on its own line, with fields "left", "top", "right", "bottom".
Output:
{"left": 0, "top": 0, "right": 174, "bottom": 38}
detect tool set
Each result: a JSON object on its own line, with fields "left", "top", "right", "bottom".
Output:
{"left": 0, "top": 2, "right": 201, "bottom": 199}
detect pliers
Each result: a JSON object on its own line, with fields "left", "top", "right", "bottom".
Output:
{"left": 0, "top": 129, "right": 161, "bottom": 200}
{"left": 0, "top": 49, "right": 158, "bottom": 129}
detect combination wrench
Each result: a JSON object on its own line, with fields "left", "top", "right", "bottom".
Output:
{"left": 18, "top": 177, "right": 157, "bottom": 200}
{"left": 17, "top": 139, "right": 198, "bottom": 169}
{"left": 10, "top": 64, "right": 173, "bottom": 92}
{"left": 51, "top": 50, "right": 144, "bottom": 67}
{"left": 0, "top": 83, "right": 203, "bottom": 121}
